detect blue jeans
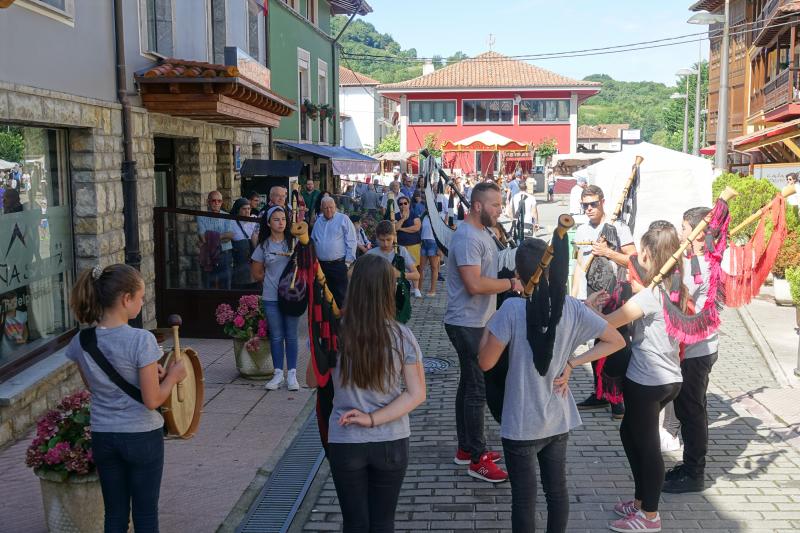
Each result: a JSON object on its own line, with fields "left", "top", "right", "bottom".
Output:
{"left": 263, "top": 300, "right": 299, "bottom": 371}
{"left": 91, "top": 428, "right": 164, "bottom": 533}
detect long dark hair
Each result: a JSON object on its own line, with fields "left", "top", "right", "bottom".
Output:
{"left": 338, "top": 254, "right": 401, "bottom": 393}
{"left": 257, "top": 206, "right": 293, "bottom": 247}
{"left": 70, "top": 264, "right": 143, "bottom": 324}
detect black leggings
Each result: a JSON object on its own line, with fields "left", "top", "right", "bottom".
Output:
{"left": 619, "top": 378, "right": 681, "bottom": 513}
{"left": 328, "top": 438, "right": 409, "bottom": 533}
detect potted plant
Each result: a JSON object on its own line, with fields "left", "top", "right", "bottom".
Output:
{"left": 319, "top": 104, "right": 336, "bottom": 123}
{"left": 26, "top": 390, "right": 104, "bottom": 533}
{"left": 786, "top": 266, "right": 800, "bottom": 326}
{"left": 773, "top": 230, "right": 800, "bottom": 306}
{"left": 302, "top": 99, "right": 319, "bottom": 120}
{"left": 216, "top": 295, "right": 273, "bottom": 379}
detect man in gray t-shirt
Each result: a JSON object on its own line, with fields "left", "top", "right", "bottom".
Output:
{"left": 569, "top": 184, "right": 636, "bottom": 418}
{"left": 443, "top": 182, "right": 523, "bottom": 483}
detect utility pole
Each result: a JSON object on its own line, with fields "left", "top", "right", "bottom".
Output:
{"left": 715, "top": 0, "right": 731, "bottom": 170}
{"left": 693, "top": 42, "right": 703, "bottom": 155}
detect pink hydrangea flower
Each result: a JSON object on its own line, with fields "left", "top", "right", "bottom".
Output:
{"left": 233, "top": 315, "right": 245, "bottom": 328}
{"left": 257, "top": 320, "right": 268, "bottom": 338}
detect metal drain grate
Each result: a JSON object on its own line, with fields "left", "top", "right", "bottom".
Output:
{"left": 237, "top": 412, "right": 324, "bottom": 533}
{"left": 423, "top": 357, "right": 451, "bottom": 374}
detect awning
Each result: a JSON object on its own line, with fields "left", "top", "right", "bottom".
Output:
{"left": 731, "top": 118, "right": 800, "bottom": 151}
{"left": 442, "top": 130, "right": 529, "bottom": 152}
{"left": 699, "top": 146, "right": 715, "bottom": 156}
{"left": 373, "top": 151, "right": 418, "bottom": 161}
{"left": 275, "top": 142, "right": 380, "bottom": 175}
{"left": 240, "top": 159, "right": 304, "bottom": 178}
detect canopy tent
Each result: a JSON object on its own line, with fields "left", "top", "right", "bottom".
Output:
{"left": 551, "top": 152, "right": 614, "bottom": 165}
{"left": 275, "top": 142, "right": 380, "bottom": 175}
{"left": 574, "top": 142, "right": 715, "bottom": 243}
{"left": 373, "top": 151, "right": 418, "bottom": 161}
{"left": 0, "top": 159, "right": 17, "bottom": 170}
{"left": 441, "top": 130, "right": 529, "bottom": 152}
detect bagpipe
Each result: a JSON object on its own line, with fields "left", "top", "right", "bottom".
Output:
{"left": 393, "top": 242, "right": 412, "bottom": 324}
{"left": 484, "top": 215, "right": 574, "bottom": 423}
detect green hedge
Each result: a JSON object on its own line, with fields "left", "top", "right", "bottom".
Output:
{"left": 712, "top": 173, "right": 799, "bottom": 238}
{"left": 786, "top": 267, "right": 800, "bottom": 305}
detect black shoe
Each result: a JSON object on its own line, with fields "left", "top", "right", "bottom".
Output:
{"left": 664, "top": 464, "right": 686, "bottom": 482}
{"left": 662, "top": 471, "right": 705, "bottom": 494}
{"left": 576, "top": 394, "right": 609, "bottom": 410}
{"left": 611, "top": 402, "right": 625, "bottom": 420}
{"left": 437, "top": 273, "right": 445, "bottom": 281}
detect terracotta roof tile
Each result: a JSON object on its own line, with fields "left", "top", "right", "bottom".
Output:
{"left": 339, "top": 66, "right": 381, "bottom": 87}
{"left": 142, "top": 58, "right": 239, "bottom": 78}
{"left": 378, "top": 51, "right": 601, "bottom": 91}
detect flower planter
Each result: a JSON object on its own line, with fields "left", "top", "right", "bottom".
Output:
{"left": 774, "top": 277, "right": 794, "bottom": 306}
{"left": 233, "top": 338, "right": 274, "bottom": 379}
{"left": 36, "top": 470, "right": 104, "bottom": 533}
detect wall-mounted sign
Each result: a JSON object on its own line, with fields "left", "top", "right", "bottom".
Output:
{"left": 234, "top": 144, "right": 242, "bottom": 173}
{"left": 621, "top": 129, "right": 642, "bottom": 144}
{"left": 752, "top": 162, "right": 800, "bottom": 189}
{"left": 224, "top": 47, "right": 271, "bottom": 92}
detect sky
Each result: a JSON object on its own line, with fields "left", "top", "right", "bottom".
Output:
{"left": 357, "top": 0, "right": 708, "bottom": 87}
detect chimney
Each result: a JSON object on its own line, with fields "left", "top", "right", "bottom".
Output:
{"left": 423, "top": 59, "right": 435, "bottom": 76}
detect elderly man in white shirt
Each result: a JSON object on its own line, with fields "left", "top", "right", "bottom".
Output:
{"left": 310, "top": 196, "right": 357, "bottom": 308}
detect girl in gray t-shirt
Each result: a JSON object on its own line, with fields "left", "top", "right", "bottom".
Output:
{"left": 307, "top": 254, "right": 426, "bottom": 533}
{"left": 592, "top": 224, "right": 687, "bottom": 533}
{"left": 67, "top": 264, "right": 187, "bottom": 532}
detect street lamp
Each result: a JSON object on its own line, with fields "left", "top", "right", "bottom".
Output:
{"left": 671, "top": 79, "right": 690, "bottom": 154}
{"left": 689, "top": 5, "right": 729, "bottom": 169}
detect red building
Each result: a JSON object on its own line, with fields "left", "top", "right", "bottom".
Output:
{"left": 378, "top": 51, "right": 601, "bottom": 175}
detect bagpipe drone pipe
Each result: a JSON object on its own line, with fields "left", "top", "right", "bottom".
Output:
{"left": 484, "top": 215, "right": 574, "bottom": 424}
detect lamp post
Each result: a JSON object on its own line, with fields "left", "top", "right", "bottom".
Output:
{"left": 693, "top": 43, "right": 703, "bottom": 155}
{"left": 689, "top": 4, "right": 729, "bottom": 169}
{"left": 671, "top": 88, "right": 689, "bottom": 153}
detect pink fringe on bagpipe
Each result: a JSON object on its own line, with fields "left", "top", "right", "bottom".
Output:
{"left": 663, "top": 197, "right": 730, "bottom": 344}
{"left": 594, "top": 355, "right": 625, "bottom": 404}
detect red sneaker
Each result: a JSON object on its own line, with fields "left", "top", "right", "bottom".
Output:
{"left": 468, "top": 453, "right": 508, "bottom": 483}
{"left": 453, "top": 449, "right": 501, "bottom": 465}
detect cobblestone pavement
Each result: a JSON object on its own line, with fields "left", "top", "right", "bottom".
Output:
{"left": 301, "top": 280, "right": 800, "bottom": 532}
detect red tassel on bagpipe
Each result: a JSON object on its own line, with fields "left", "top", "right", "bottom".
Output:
{"left": 723, "top": 194, "right": 787, "bottom": 308}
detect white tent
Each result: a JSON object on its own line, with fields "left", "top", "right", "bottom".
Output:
{"left": 574, "top": 142, "right": 716, "bottom": 243}
{"left": 0, "top": 159, "right": 16, "bottom": 170}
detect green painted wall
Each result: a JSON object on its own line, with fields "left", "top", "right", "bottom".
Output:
{"left": 269, "top": 0, "right": 338, "bottom": 144}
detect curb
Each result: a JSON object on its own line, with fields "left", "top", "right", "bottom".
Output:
{"left": 736, "top": 306, "right": 793, "bottom": 389}
{"left": 216, "top": 390, "right": 318, "bottom": 533}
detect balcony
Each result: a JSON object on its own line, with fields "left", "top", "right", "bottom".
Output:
{"left": 753, "top": 0, "right": 783, "bottom": 46}
{"left": 754, "top": 68, "right": 800, "bottom": 120}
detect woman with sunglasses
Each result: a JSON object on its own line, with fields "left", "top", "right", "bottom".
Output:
{"left": 788, "top": 173, "right": 798, "bottom": 207}
{"left": 394, "top": 196, "right": 423, "bottom": 298}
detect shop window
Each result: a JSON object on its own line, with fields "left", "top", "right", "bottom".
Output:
{"left": 142, "top": 0, "right": 174, "bottom": 57}
{"left": 210, "top": 0, "right": 226, "bottom": 64}
{"left": 0, "top": 125, "right": 74, "bottom": 376}
{"left": 409, "top": 101, "right": 456, "bottom": 124}
{"left": 462, "top": 99, "right": 513, "bottom": 123}
{"left": 519, "top": 99, "right": 570, "bottom": 123}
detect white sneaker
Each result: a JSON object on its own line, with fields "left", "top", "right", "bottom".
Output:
{"left": 265, "top": 369, "right": 284, "bottom": 390}
{"left": 286, "top": 369, "right": 300, "bottom": 391}
{"left": 413, "top": 288, "right": 422, "bottom": 298}
{"left": 660, "top": 428, "right": 681, "bottom": 452}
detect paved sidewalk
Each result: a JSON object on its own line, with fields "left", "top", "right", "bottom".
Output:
{"left": 0, "top": 320, "right": 315, "bottom": 533}
{"left": 301, "top": 287, "right": 800, "bottom": 532}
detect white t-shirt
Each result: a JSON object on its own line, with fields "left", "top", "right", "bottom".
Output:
{"left": 511, "top": 191, "right": 537, "bottom": 224}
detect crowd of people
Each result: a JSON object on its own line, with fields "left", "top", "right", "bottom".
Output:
{"left": 64, "top": 163, "right": 733, "bottom": 533}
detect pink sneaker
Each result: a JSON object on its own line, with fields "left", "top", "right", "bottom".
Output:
{"left": 609, "top": 510, "right": 661, "bottom": 532}
{"left": 613, "top": 500, "right": 639, "bottom": 517}
{"left": 453, "top": 449, "right": 501, "bottom": 466}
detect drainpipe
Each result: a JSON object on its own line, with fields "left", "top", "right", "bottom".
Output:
{"left": 113, "top": 0, "right": 143, "bottom": 327}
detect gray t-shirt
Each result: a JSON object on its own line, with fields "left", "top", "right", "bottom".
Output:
{"left": 574, "top": 219, "right": 634, "bottom": 299}
{"left": 251, "top": 239, "right": 290, "bottom": 301}
{"left": 626, "top": 288, "right": 682, "bottom": 386}
{"left": 488, "top": 296, "right": 607, "bottom": 441}
{"left": 683, "top": 256, "right": 719, "bottom": 359}
{"left": 444, "top": 223, "right": 498, "bottom": 327}
{"left": 66, "top": 325, "right": 163, "bottom": 433}
{"left": 366, "top": 246, "right": 416, "bottom": 272}
{"left": 328, "top": 323, "right": 422, "bottom": 443}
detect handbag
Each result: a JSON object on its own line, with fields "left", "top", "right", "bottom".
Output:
{"left": 277, "top": 248, "right": 308, "bottom": 317}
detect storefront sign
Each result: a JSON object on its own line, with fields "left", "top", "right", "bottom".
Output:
{"left": 0, "top": 207, "right": 72, "bottom": 293}
{"left": 752, "top": 162, "right": 800, "bottom": 189}
{"left": 621, "top": 129, "right": 642, "bottom": 144}
{"left": 224, "top": 47, "right": 271, "bottom": 92}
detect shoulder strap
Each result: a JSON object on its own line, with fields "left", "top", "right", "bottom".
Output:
{"left": 79, "top": 328, "right": 144, "bottom": 404}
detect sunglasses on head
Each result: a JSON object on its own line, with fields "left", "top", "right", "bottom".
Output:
{"left": 581, "top": 200, "right": 601, "bottom": 210}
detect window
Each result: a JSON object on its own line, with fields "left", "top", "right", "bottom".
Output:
{"left": 0, "top": 125, "right": 74, "bottom": 376}
{"left": 409, "top": 101, "right": 456, "bottom": 124}
{"left": 281, "top": 0, "right": 298, "bottom": 11}
{"left": 142, "top": 0, "right": 174, "bottom": 56}
{"left": 305, "top": 0, "right": 317, "bottom": 24}
{"left": 247, "top": 1, "right": 261, "bottom": 61}
{"left": 462, "top": 99, "right": 513, "bottom": 123}
{"left": 519, "top": 99, "right": 570, "bottom": 122}
{"left": 36, "top": 0, "right": 66, "bottom": 9}
{"left": 210, "top": 0, "right": 226, "bottom": 64}
{"left": 298, "top": 49, "right": 311, "bottom": 141}
{"left": 318, "top": 60, "right": 328, "bottom": 143}
{"left": 17, "top": 0, "right": 75, "bottom": 23}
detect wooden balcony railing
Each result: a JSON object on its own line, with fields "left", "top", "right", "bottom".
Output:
{"left": 763, "top": 69, "right": 795, "bottom": 113}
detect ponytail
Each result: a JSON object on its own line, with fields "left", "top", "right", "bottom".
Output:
{"left": 70, "top": 264, "right": 143, "bottom": 324}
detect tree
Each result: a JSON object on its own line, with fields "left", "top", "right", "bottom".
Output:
{"left": 374, "top": 131, "right": 400, "bottom": 154}
{"left": 423, "top": 132, "right": 443, "bottom": 158}
{"left": 446, "top": 51, "right": 469, "bottom": 65}
{"left": 0, "top": 128, "right": 24, "bottom": 163}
